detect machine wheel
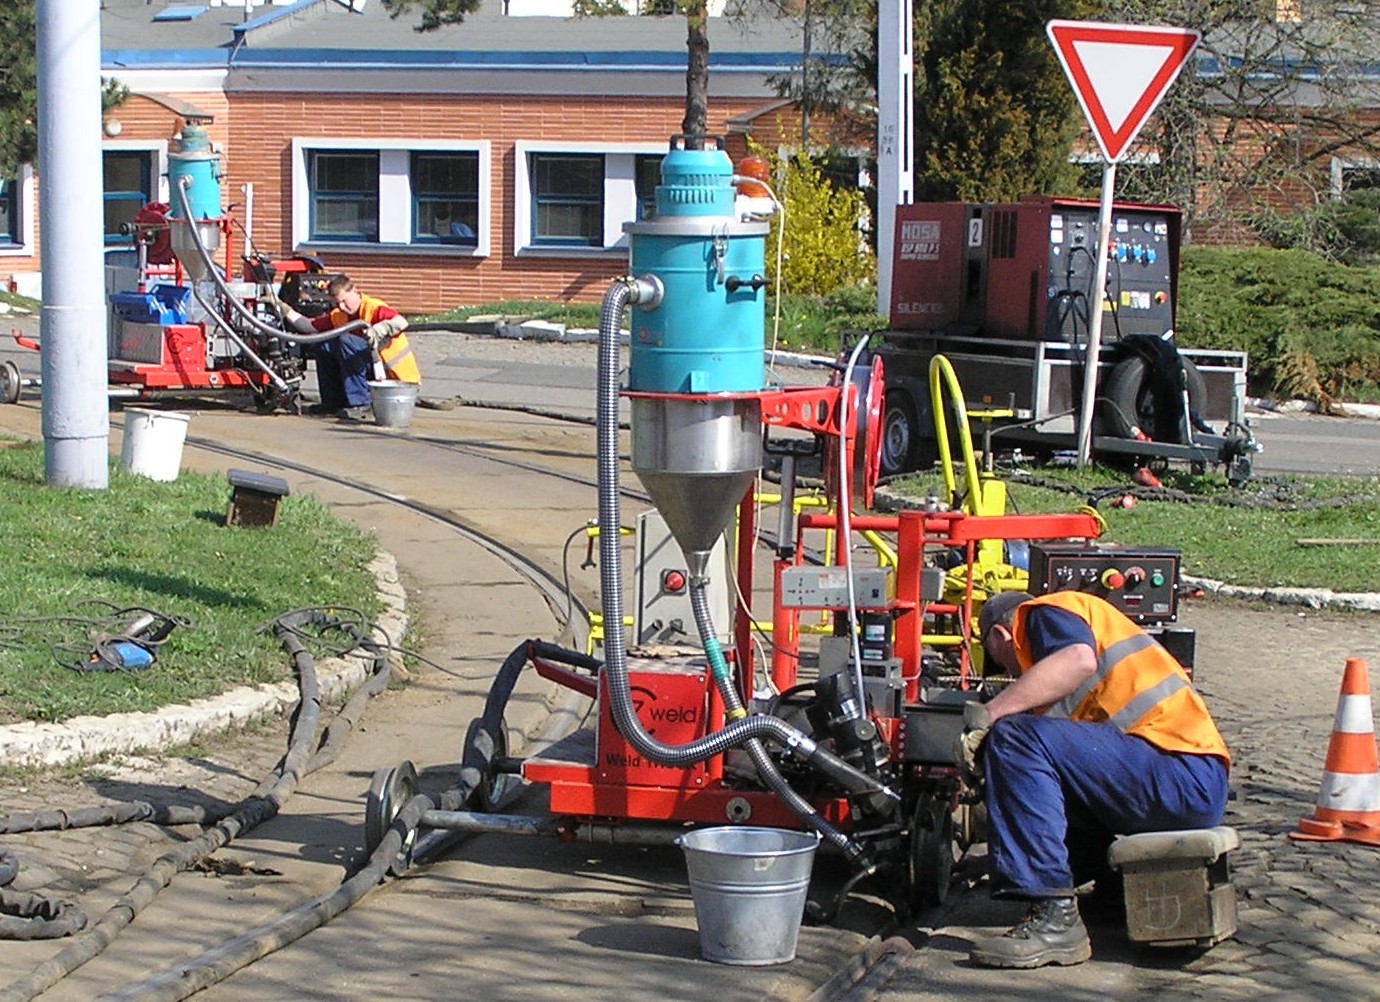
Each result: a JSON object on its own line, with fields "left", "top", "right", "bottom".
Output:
{"left": 1098, "top": 354, "right": 1208, "bottom": 442}
{"left": 907, "top": 798, "right": 958, "bottom": 909}
{"left": 0, "top": 360, "right": 21, "bottom": 404}
{"left": 365, "top": 760, "right": 419, "bottom": 877}
{"left": 463, "top": 717, "right": 513, "bottom": 812}
{"left": 881, "top": 391, "right": 929, "bottom": 476}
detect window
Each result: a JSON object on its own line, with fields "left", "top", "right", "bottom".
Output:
{"left": 103, "top": 150, "right": 154, "bottom": 246}
{"left": 0, "top": 178, "right": 18, "bottom": 248}
{"left": 635, "top": 154, "right": 661, "bottom": 220}
{"left": 514, "top": 141, "right": 668, "bottom": 255}
{"left": 292, "top": 139, "right": 490, "bottom": 256}
{"left": 531, "top": 154, "right": 604, "bottom": 246}
{"left": 309, "top": 151, "right": 379, "bottom": 242}
{"left": 1332, "top": 158, "right": 1380, "bottom": 199}
{"left": 412, "top": 152, "right": 479, "bottom": 245}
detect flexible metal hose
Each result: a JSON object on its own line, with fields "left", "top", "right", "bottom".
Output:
{"left": 172, "top": 177, "right": 367, "bottom": 347}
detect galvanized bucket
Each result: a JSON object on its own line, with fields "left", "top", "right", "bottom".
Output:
{"left": 676, "top": 826, "right": 819, "bottom": 965}
{"left": 368, "top": 380, "right": 419, "bottom": 429}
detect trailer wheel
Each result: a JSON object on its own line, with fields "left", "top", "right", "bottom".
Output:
{"left": 365, "top": 760, "right": 419, "bottom": 877}
{"left": 881, "top": 391, "right": 927, "bottom": 476}
{"left": 0, "top": 361, "right": 21, "bottom": 404}
{"left": 1098, "top": 354, "right": 1208, "bottom": 442}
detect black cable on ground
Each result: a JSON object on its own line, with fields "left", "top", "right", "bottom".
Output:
{"left": 0, "top": 608, "right": 392, "bottom": 1002}
{"left": 0, "top": 851, "right": 86, "bottom": 941}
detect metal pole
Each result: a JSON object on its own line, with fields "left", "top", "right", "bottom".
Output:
{"left": 1075, "top": 160, "right": 1118, "bottom": 467}
{"left": 37, "top": 0, "right": 110, "bottom": 488}
{"left": 875, "top": 0, "right": 914, "bottom": 315}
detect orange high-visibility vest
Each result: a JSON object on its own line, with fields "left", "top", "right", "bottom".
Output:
{"left": 1011, "top": 592, "right": 1229, "bottom": 765}
{"left": 329, "top": 293, "right": 420, "bottom": 384}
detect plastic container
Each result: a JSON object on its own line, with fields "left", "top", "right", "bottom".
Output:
{"left": 368, "top": 380, "right": 419, "bottom": 429}
{"left": 676, "top": 826, "right": 819, "bottom": 965}
{"left": 120, "top": 408, "right": 191, "bottom": 482}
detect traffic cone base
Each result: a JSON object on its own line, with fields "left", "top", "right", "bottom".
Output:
{"left": 1291, "top": 658, "right": 1380, "bottom": 846}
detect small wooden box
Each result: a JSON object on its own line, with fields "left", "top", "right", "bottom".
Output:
{"left": 226, "top": 469, "right": 290, "bottom": 528}
{"left": 1108, "top": 826, "right": 1239, "bottom": 948}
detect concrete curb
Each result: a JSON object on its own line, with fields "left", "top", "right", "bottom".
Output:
{"left": 1183, "top": 573, "right": 1380, "bottom": 612}
{"left": 0, "top": 550, "right": 409, "bottom": 770}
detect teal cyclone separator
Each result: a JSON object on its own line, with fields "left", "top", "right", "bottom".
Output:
{"left": 625, "top": 141, "right": 768, "bottom": 395}
{"left": 168, "top": 122, "right": 222, "bottom": 221}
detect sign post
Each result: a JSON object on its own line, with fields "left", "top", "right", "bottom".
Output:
{"left": 1045, "top": 20, "right": 1201, "bottom": 466}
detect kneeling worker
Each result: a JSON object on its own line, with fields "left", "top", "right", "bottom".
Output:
{"left": 277, "top": 274, "right": 419, "bottom": 420}
{"left": 956, "top": 590, "right": 1230, "bottom": 968}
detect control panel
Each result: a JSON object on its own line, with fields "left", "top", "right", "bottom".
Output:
{"left": 1027, "top": 542, "right": 1180, "bottom": 624}
{"left": 634, "top": 509, "right": 731, "bottom": 647}
{"left": 779, "top": 567, "right": 890, "bottom": 609}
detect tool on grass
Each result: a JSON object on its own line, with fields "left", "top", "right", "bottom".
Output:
{"left": 73, "top": 612, "right": 179, "bottom": 673}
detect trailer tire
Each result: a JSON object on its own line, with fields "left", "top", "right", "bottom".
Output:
{"left": 1098, "top": 354, "right": 1207, "bottom": 442}
{"left": 881, "top": 391, "right": 934, "bottom": 476}
{"left": 0, "top": 361, "right": 20, "bottom": 404}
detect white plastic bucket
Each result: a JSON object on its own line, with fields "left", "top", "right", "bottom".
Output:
{"left": 120, "top": 408, "right": 191, "bottom": 482}
{"left": 368, "top": 380, "right": 419, "bottom": 429}
{"left": 677, "top": 826, "right": 819, "bottom": 965}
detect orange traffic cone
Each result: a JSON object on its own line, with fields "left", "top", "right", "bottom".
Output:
{"left": 1292, "top": 658, "right": 1380, "bottom": 846}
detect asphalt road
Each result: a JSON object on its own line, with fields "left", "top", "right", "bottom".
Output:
{"left": 3, "top": 310, "right": 1375, "bottom": 477}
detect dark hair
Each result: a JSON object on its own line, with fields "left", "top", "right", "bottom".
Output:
{"left": 977, "top": 591, "right": 1034, "bottom": 641}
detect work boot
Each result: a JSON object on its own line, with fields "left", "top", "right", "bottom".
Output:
{"left": 969, "top": 896, "right": 1092, "bottom": 969}
{"left": 336, "top": 405, "right": 372, "bottom": 422}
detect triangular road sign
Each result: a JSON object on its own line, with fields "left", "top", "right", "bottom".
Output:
{"left": 1047, "top": 20, "right": 1201, "bottom": 163}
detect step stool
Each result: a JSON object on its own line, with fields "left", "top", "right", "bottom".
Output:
{"left": 1107, "top": 826, "right": 1239, "bottom": 948}
{"left": 226, "top": 469, "right": 291, "bottom": 528}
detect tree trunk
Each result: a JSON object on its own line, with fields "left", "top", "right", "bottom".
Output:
{"left": 683, "top": 1, "right": 709, "bottom": 142}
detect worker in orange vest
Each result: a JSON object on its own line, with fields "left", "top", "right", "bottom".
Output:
{"left": 956, "top": 590, "right": 1230, "bottom": 968}
{"left": 277, "top": 274, "right": 419, "bottom": 420}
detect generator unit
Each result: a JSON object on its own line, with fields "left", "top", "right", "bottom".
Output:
{"left": 877, "top": 196, "right": 1254, "bottom": 480}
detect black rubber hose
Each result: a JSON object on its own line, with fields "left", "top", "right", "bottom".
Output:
{"left": 0, "top": 851, "right": 87, "bottom": 941}
{"left": 0, "top": 613, "right": 336, "bottom": 1002}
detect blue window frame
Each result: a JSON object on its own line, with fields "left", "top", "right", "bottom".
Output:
{"left": 0, "top": 178, "right": 18, "bottom": 247}
{"left": 308, "top": 151, "right": 379, "bottom": 242}
{"left": 411, "top": 152, "right": 479, "bottom": 245}
{"left": 530, "top": 153, "right": 603, "bottom": 246}
{"left": 103, "top": 151, "right": 153, "bottom": 246}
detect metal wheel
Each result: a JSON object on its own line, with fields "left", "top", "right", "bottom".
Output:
{"left": 0, "top": 360, "right": 21, "bottom": 404}
{"left": 463, "top": 717, "right": 513, "bottom": 812}
{"left": 908, "top": 797, "right": 958, "bottom": 909}
{"left": 880, "top": 391, "right": 919, "bottom": 476}
{"left": 365, "top": 760, "right": 419, "bottom": 877}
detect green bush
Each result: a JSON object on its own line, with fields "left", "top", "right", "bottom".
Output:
{"left": 754, "top": 147, "right": 876, "bottom": 299}
{"left": 1177, "top": 246, "right": 1380, "bottom": 404}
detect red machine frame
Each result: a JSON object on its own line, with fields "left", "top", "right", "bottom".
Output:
{"left": 522, "top": 374, "right": 1102, "bottom": 831}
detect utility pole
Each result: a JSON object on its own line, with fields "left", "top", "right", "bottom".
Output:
{"left": 875, "top": 0, "right": 913, "bottom": 315}
{"left": 37, "top": 0, "right": 110, "bottom": 488}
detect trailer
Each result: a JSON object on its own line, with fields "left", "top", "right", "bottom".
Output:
{"left": 874, "top": 196, "right": 1257, "bottom": 480}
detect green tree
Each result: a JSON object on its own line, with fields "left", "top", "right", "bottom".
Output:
{"left": 0, "top": 1, "right": 38, "bottom": 178}
{"left": 911, "top": 0, "right": 1095, "bottom": 201}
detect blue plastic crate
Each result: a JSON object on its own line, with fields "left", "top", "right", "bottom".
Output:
{"left": 109, "top": 285, "right": 191, "bottom": 326}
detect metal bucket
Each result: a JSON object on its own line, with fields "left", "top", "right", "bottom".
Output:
{"left": 676, "top": 826, "right": 819, "bottom": 965}
{"left": 368, "top": 380, "right": 419, "bottom": 429}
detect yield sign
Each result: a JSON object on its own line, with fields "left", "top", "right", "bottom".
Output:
{"left": 1046, "top": 20, "right": 1201, "bottom": 163}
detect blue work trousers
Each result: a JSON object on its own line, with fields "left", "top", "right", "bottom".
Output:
{"left": 984, "top": 714, "right": 1228, "bottom": 898}
{"left": 316, "top": 332, "right": 374, "bottom": 409}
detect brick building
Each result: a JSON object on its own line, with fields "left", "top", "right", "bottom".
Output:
{"left": 4, "top": 0, "right": 837, "bottom": 312}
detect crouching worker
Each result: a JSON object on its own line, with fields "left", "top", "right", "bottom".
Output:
{"left": 277, "top": 274, "right": 419, "bottom": 420}
{"left": 955, "top": 590, "right": 1229, "bottom": 969}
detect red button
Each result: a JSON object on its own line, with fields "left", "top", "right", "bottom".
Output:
{"left": 663, "top": 570, "right": 687, "bottom": 593}
{"left": 1101, "top": 569, "right": 1125, "bottom": 590}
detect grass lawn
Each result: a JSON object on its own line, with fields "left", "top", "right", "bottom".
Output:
{"left": 0, "top": 440, "right": 379, "bottom": 723}
{"left": 885, "top": 462, "right": 1380, "bottom": 593}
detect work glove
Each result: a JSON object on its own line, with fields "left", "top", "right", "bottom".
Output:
{"left": 272, "top": 297, "right": 295, "bottom": 321}
{"left": 365, "top": 317, "right": 407, "bottom": 349}
{"left": 952, "top": 700, "right": 993, "bottom": 792}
